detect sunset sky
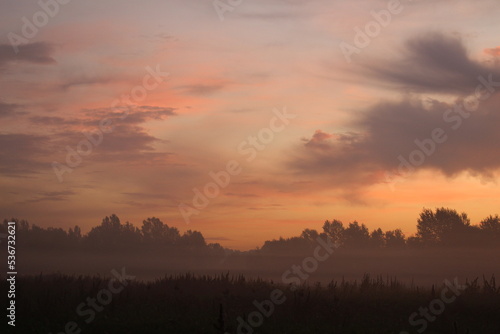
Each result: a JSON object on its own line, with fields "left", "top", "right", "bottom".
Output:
{"left": 1, "top": 0, "right": 500, "bottom": 250}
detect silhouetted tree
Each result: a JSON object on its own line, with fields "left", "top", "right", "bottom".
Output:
{"left": 343, "top": 221, "right": 370, "bottom": 248}
{"left": 3, "top": 218, "right": 29, "bottom": 232}
{"left": 479, "top": 215, "right": 500, "bottom": 245}
{"left": 180, "top": 230, "right": 206, "bottom": 248}
{"left": 406, "top": 236, "right": 423, "bottom": 248}
{"left": 480, "top": 215, "right": 500, "bottom": 234}
{"left": 301, "top": 228, "right": 320, "bottom": 242}
{"left": 85, "top": 214, "right": 141, "bottom": 250}
{"left": 370, "top": 228, "right": 385, "bottom": 248}
{"left": 68, "top": 226, "right": 82, "bottom": 245}
{"left": 0, "top": 220, "right": 7, "bottom": 233}
{"left": 261, "top": 235, "right": 313, "bottom": 254}
{"left": 322, "top": 220, "right": 344, "bottom": 246}
{"left": 121, "top": 221, "right": 142, "bottom": 245}
{"left": 416, "top": 208, "right": 470, "bottom": 246}
{"left": 30, "top": 225, "right": 69, "bottom": 250}
{"left": 141, "top": 217, "right": 180, "bottom": 247}
{"left": 207, "top": 242, "right": 226, "bottom": 257}
{"left": 385, "top": 229, "right": 406, "bottom": 248}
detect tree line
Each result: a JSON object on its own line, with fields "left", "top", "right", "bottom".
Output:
{"left": 1, "top": 208, "right": 499, "bottom": 254}
{"left": 0, "top": 214, "right": 226, "bottom": 256}
{"left": 261, "top": 208, "right": 500, "bottom": 253}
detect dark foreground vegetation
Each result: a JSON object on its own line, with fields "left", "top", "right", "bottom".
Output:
{"left": 2, "top": 273, "right": 500, "bottom": 334}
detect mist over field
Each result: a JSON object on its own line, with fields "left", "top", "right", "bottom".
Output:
{"left": 17, "top": 247, "right": 500, "bottom": 287}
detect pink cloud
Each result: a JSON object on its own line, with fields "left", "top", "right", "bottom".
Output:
{"left": 484, "top": 47, "right": 500, "bottom": 57}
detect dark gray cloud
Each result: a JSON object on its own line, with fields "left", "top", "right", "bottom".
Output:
{"left": 0, "top": 102, "right": 26, "bottom": 118}
{"left": 46, "top": 105, "right": 177, "bottom": 167}
{"left": 59, "top": 76, "right": 114, "bottom": 90}
{"left": 45, "top": 126, "right": 171, "bottom": 168}
{"left": 81, "top": 105, "right": 176, "bottom": 125}
{"left": 292, "top": 93, "right": 500, "bottom": 188}
{"left": 292, "top": 33, "right": 500, "bottom": 189}
{"left": 358, "top": 33, "right": 500, "bottom": 94}
{"left": 24, "top": 191, "right": 76, "bottom": 203}
{"left": 28, "top": 105, "right": 176, "bottom": 128}
{"left": 29, "top": 116, "right": 81, "bottom": 126}
{"left": 1, "top": 105, "right": 177, "bottom": 176}
{"left": 225, "top": 192, "right": 260, "bottom": 198}
{"left": 179, "top": 83, "right": 229, "bottom": 96}
{"left": 0, "top": 42, "right": 55, "bottom": 66}
{"left": 0, "top": 133, "right": 52, "bottom": 176}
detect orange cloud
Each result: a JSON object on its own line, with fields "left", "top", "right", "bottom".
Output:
{"left": 484, "top": 47, "right": 500, "bottom": 57}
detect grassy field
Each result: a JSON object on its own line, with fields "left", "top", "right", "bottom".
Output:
{"left": 3, "top": 273, "right": 500, "bottom": 334}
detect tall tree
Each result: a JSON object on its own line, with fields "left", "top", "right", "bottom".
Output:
{"left": 85, "top": 214, "right": 141, "bottom": 250}
{"left": 479, "top": 215, "right": 500, "bottom": 245}
{"left": 370, "top": 228, "right": 385, "bottom": 248}
{"left": 480, "top": 215, "right": 500, "bottom": 234}
{"left": 322, "top": 220, "right": 344, "bottom": 245}
{"left": 416, "top": 208, "right": 470, "bottom": 246}
{"left": 301, "top": 228, "right": 319, "bottom": 242}
{"left": 385, "top": 229, "right": 406, "bottom": 248}
{"left": 141, "top": 217, "right": 180, "bottom": 246}
{"left": 343, "top": 221, "right": 370, "bottom": 248}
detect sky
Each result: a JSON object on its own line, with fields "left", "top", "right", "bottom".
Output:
{"left": 1, "top": 0, "right": 500, "bottom": 250}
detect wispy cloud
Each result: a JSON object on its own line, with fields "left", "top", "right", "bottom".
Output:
{"left": 0, "top": 42, "right": 55, "bottom": 67}
{"left": 0, "top": 133, "right": 52, "bottom": 176}
{"left": 0, "top": 102, "right": 26, "bottom": 118}
{"left": 178, "top": 82, "right": 230, "bottom": 96}
{"left": 24, "top": 191, "right": 76, "bottom": 203}
{"left": 355, "top": 33, "right": 500, "bottom": 94}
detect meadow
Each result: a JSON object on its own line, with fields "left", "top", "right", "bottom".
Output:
{"left": 3, "top": 272, "right": 499, "bottom": 334}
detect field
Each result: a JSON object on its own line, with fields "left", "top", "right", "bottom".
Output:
{"left": 3, "top": 273, "right": 500, "bottom": 334}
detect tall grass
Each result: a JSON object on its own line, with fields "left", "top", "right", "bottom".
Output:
{"left": 2, "top": 273, "right": 499, "bottom": 333}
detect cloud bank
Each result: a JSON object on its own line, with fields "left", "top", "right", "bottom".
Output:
{"left": 292, "top": 33, "right": 500, "bottom": 189}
